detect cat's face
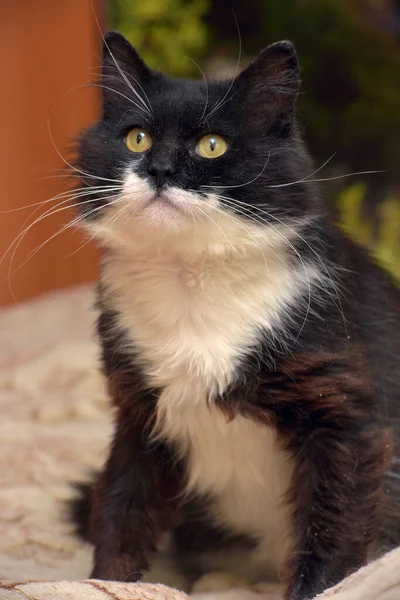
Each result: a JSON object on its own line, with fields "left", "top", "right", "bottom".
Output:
{"left": 77, "top": 32, "right": 318, "bottom": 255}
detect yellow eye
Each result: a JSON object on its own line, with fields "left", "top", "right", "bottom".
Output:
{"left": 125, "top": 128, "right": 152, "bottom": 153}
{"left": 196, "top": 134, "right": 227, "bottom": 159}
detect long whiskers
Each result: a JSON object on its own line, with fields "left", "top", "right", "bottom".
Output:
{"left": 213, "top": 193, "right": 347, "bottom": 335}
{"left": 201, "top": 151, "right": 326, "bottom": 192}
{"left": 47, "top": 120, "right": 125, "bottom": 185}
{"left": 209, "top": 194, "right": 313, "bottom": 339}
{"left": 183, "top": 56, "right": 209, "bottom": 127}
{"left": 67, "top": 198, "right": 133, "bottom": 258}
{"left": 190, "top": 204, "right": 238, "bottom": 255}
{"left": 0, "top": 185, "right": 123, "bottom": 213}
{"left": 2, "top": 192, "right": 99, "bottom": 265}
{"left": 203, "top": 203, "right": 271, "bottom": 279}
{"left": 10, "top": 194, "right": 123, "bottom": 277}
{"left": 1, "top": 185, "right": 122, "bottom": 265}
{"left": 3, "top": 186, "right": 122, "bottom": 301}
{"left": 201, "top": 152, "right": 271, "bottom": 191}
{"left": 201, "top": 151, "right": 382, "bottom": 193}
{"left": 85, "top": 82, "right": 152, "bottom": 116}
{"left": 268, "top": 151, "right": 382, "bottom": 188}
{"left": 276, "top": 169, "right": 383, "bottom": 187}
{"left": 205, "top": 10, "right": 242, "bottom": 120}
{"left": 187, "top": 189, "right": 272, "bottom": 279}
{"left": 90, "top": 4, "right": 153, "bottom": 116}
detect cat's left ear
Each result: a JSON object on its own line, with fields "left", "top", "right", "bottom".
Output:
{"left": 236, "top": 41, "right": 300, "bottom": 131}
{"left": 101, "top": 31, "right": 152, "bottom": 115}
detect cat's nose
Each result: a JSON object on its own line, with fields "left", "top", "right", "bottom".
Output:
{"left": 147, "top": 160, "right": 177, "bottom": 189}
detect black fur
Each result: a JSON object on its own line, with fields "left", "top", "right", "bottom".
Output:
{"left": 70, "top": 480, "right": 93, "bottom": 540}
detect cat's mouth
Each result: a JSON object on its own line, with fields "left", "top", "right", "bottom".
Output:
{"left": 141, "top": 190, "right": 184, "bottom": 221}
{"left": 146, "top": 189, "right": 193, "bottom": 214}
{"left": 121, "top": 173, "right": 202, "bottom": 220}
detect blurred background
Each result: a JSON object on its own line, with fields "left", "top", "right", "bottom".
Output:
{"left": 0, "top": 0, "right": 399, "bottom": 307}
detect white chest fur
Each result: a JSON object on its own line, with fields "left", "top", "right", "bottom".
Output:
{"left": 102, "top": 241, "right": 309, "bottom": 389}
{"left": 101, "top": 243, "right": 309, "bottom": 577}
{"left": 157, "top": 393, "right": 294, "bottom": 579}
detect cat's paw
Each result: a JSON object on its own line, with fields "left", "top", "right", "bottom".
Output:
{"left": 191, "top": 572, "right": 249, "bottom": 594}
{"left": 191, "top": 575, "right": 283, "bottom": 600}
{"left": 142, "top": 554, "right": 191, "bottom": 592}
{"left": 252, "top": 582, "right": 283, "bottom": 598}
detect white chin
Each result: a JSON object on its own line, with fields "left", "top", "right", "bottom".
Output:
{"left": 140, "top": 197, "right": 186, "bottom": 228}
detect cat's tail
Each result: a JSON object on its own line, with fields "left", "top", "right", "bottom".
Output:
{"left": 68, "top": 476, "right": 96, "bottom": 541}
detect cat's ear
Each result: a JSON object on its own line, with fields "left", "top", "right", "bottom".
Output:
{"left": 236, "top": 41, "right": 299, "bottom": 131}
{"left": 101, "top": 31, "right": 151, "bottom": 113}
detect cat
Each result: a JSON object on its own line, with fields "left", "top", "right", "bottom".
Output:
{"left": 71, "top": 31, "right": 400, "bottom": 600}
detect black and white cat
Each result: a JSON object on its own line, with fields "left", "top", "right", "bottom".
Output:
{"left": 72, "top": 32, "right": 400, "bottom": 600}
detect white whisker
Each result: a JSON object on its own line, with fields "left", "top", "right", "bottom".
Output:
{"left": 88, "top": 82, "right": 151, "bottom": 115}
{"left": 184, "top": 56, "right": 209, "bottom": 126}
{"left": 2, "top": 195, "right": 93, "bottom": 267}
{"left": 91, "top": 5, "right": 152, "bottom": 116}
{"left": 215, "top": 194, "right": 347, "bottom": 335}
{"left": 187, "top": 189, "right": 271, "bottom": 278}
{"left": 105, "top": 70, "right": 153, "bottom": 116}
{"left": 201, "top": 152, "right": 271, "bottom": 191}
{"left": 210, "top": 194, "right": 312, "bottom": 340}
{"left": 46, "top": 120, "right": 125, "bottom": 184}
{"left": 2, "top": 186, "right": 122, "bottom": 270}
{"left": 72, "top": 198, "right": 135, "bottom": 258}
{"left": 11, "top": 195, "right": 123, "bottom": 275}
{"left": 188, "top": 204, "right": 238, "bottom": 255}
{"left": 276, "top": 169, "right": 383, "bottom": 187}
{"left": 207, "top": 204, "right": 271, "bottom": 278}
{"left": 0, "top": 185, "right": 122, "bottom": 213}
{"left": 205, "top": 10, "right": 242, "bottom": 120}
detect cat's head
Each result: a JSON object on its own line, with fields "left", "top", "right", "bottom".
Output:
{"left": 77, "top": 32, "right": 319, "bottom": 255}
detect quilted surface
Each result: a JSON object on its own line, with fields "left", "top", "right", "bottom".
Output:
{"left": 0, "top": 286, "right": 399, "bottom": 599}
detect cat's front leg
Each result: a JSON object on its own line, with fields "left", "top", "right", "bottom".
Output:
{"left": 89, "top": 375, "right": 181, "bottom": 581}
{"left": 283, "top": 402, "right": 389, "bottom": 600}
{"left": 225, "top": 353, "right": 391, "bottom": 600}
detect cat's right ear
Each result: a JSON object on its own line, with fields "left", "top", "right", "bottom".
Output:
{"left": 101, "top": 31, "right": 151, "bottom": 113}
{"left": 235, "top": 41, "right": 300, "bottom": 133}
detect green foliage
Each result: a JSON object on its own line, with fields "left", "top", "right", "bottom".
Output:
{"left": 337, "top": 184, "right": 400, "bottom": 283}
{"left": 256, "top": 0, "right": 400, "bottom": 179}
{"left": 108, "top": 0, "right": 210, "bottom": 76}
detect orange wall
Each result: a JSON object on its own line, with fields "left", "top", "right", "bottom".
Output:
{"left": 0, "top": 0, "right": 105, "bottom": 306}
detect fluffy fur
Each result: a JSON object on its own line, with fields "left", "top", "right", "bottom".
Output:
{"left": 71, "top": 31, "right": 400, "bottom": 600}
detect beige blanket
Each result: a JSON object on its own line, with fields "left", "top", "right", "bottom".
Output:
{"left": 0, "top": 286, "right": 399, "bottom": 600}
{"left": 1, "top": 546, "right": 400, "bottom": 600}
